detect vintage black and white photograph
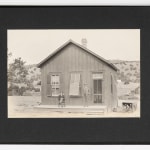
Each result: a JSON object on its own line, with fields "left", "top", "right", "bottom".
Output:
{"left": 7, "top": 29, "right": 140, "bottom": 118}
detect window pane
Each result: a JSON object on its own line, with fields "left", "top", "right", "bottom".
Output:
{"left": 51, "top": 75, "right": 60, "bottom": 85}
{"left": 94, "top": 79, "right": 102, "bottom": 94}
{"left": 56, "top": 88, "right": 59, "bottom": 95}
{"left": 52, "top": 88, "right": 59, "bottom": 96}
{"left": 93, "top": 78, "right": 103, "bottom": 103}
{"left": 52, "top": 84, "right": 59, "bottom": 88}
{"left": 98, "top": 95, "right": 102, "bottom": 103}
{"left": 55, "top": 75, "right": 60, "bottom": 83}
{"left": 94, "top": 95, "right": 102, "bottom": 103}
{"left": 98, "top": 80, "right": 102, "bottom": 94}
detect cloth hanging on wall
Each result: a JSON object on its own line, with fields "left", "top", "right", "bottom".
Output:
{"left": 69, "top": 73, "right": 80, "bottom": 96}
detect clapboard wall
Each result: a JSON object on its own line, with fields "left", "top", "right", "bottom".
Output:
{"left": 40, "top": 43, "right": 117, "bottom": 109}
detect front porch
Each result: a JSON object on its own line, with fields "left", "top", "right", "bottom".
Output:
{"left": 34, "top": 105, "right": 108, "bottom": 114}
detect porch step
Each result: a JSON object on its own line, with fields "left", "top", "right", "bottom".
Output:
{"left": 34, "top": 105, "right": 107, "bottom": 114}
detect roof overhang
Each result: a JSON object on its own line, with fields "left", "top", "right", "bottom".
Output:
{"left": 37, "top": 40, "right": 118, "bottom": 71}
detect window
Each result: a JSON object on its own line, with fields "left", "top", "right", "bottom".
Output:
{"left": 69, "top": 73, "right": 81, "bottom": 96}
{"left": 47, "top": 74, "right": 60, "bottom": 96}
{"left": 93, "top": 73, "right": 103, "bottom": 103}
{"left": 51, "top": 75, "right": 60, "bottom": 96}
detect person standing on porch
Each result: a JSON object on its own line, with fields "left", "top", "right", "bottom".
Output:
{"left": 58, "top": 91, "right": 65, "bottom": 107}
{"left": 83, "top": 83, "right": 90, "bottom": 107}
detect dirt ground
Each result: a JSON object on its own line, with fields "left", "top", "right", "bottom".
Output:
{"left": 8, "top": 96, "right": 140, "bottom": 118}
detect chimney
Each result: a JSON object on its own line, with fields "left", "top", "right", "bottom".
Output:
{"left": 81, "top": 38, "right": 87, "bottom": 47}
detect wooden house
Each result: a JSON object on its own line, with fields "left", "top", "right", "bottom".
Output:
{"left": 37, "top": 40, "right": 118, "bottom": 111}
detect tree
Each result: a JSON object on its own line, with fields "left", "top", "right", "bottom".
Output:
{"left": 8, "top": 57, "right": 28, "bottom": 95}
{"left": 8, "top": 52, "right": 12, "bottom": 58}
{"left": 8, "top": 57, "right": 28, "bottom": 83}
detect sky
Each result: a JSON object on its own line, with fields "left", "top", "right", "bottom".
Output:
{"left": 7, "top": 29, "right": 140, "bottom": 65}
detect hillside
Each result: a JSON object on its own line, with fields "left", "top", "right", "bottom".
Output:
{"left": 110, "top": 60, "right": 140, "bottom": 83}
{"left": 25, "top": 60, "right": 140, "bottom": 84}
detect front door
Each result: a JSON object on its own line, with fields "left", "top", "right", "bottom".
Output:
{"left": 92, "top": 73, "right": 103, "bottom": 104}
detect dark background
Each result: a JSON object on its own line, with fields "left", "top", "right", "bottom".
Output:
{"left": 0, "top": 6, "right": 148, "bottom": 144}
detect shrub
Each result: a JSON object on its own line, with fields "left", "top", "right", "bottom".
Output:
{"left": 34, "top": 88, "right": 40, "bottom": 92}
{"left": 18, "top": 87, "right": 26, "bottom": 96}
{"left": 37, "top": 81, "right": 41, "bottom": 85}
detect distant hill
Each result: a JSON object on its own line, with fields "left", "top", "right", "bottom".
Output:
{"left": 109, "top": 60, "right": 140, "bottom": 83}
{"left": 25, "top": 60, "right": 140, "bottom": 84}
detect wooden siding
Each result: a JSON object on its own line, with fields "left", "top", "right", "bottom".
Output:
{"left": 40, "top": 43, "right": 117, "bottom": 108}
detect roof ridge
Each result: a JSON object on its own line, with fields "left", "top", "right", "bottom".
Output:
{"left": 66, "top": 40, "right": 117, "bottom": 70}
{"left": 37, "top": 40, "right": 118, "bottom": 71}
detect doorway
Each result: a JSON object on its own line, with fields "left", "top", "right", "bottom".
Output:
{"left": 92, "top": 73, "right": 103, "bottom": 104}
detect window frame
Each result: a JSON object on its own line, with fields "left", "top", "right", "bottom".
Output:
{"left": 92, "top": 72, "right": 104, "bottom": 104}
{"left": 47, "top": 72, "right": 61, "bottom": 97}
{"left": 51, "top": 74, "right": 60, "bottom": 97}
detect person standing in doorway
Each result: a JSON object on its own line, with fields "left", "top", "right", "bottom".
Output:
{"left": 83, "top": 83, "right": 90, "bottom": 107}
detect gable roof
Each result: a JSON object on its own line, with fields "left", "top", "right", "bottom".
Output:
{"left": 37, "top": 39, "right": 118, "bottom": 71}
